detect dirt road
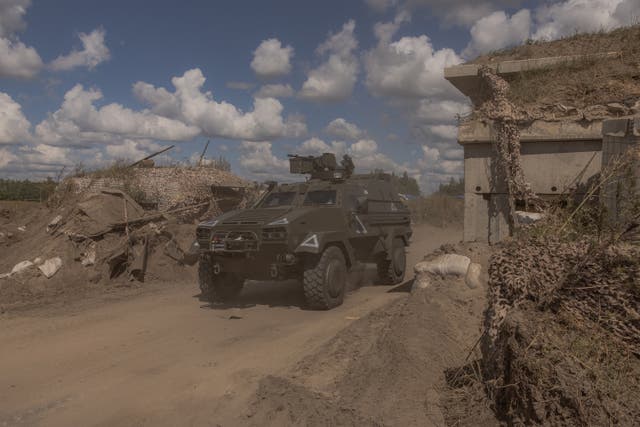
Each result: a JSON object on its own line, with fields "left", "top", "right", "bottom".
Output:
{"left": 0, "top": 224, "right": 460, "bottom": 427}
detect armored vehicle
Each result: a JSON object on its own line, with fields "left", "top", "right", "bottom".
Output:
{"left": 195, "top": 153, "right": 412, "bottom": 309}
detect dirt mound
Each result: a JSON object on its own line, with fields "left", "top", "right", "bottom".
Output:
{"left": 248, "top": 243, "right": 491, "bottom": 426}
{"left": 248, "top": 375, "right": 380, "bottom": 427}
{"left": 487, "top": 305, "right": 640, "bottom": 425}
{"left": 469, "top": 25, "right": 640, "bottom": 119}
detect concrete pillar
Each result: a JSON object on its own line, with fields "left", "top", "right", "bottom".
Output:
{"left": 488, "top": 194, "right": 510, "bottom": 244}
{"left": 463, "top": 193, "right": 488, "bottom": 242}
{"left": 601, "top": 117, "right": 640, "bottom": 225}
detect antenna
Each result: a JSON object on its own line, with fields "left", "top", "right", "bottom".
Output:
{"left": 199, "top": 140, "right": 210, "bottom": 166}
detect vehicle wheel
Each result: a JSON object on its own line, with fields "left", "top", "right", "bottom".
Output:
{"left": 303, "top": 246, "right": 347, "bottom": 310}
{"left": 377, "top": 237, "right": 406, "bottom": 285}
{"left": 198, "top": 255, "right": 244, "bottom": 302}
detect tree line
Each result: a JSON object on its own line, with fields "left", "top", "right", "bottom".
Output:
{"left": 0, "top": 178, "right": 57, "bottom": 201}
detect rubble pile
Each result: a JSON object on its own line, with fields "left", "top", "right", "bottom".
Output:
{"left": 0, "top": 179, "right": 251, "bottom": 311}
{"left": 68, "top": 166, "right": 249, "bottom": 211}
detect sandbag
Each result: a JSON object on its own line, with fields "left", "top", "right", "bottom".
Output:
{"left": 515, "top": 211, "right": 544, "bottom": 225}
{"left": 414, "top": 254, "right": 471, "bottom": 277}
{"left": 465, "top": 262, "right": 482, "bottom": 289}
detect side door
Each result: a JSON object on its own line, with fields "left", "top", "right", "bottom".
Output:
{"left": 344, "top": 185, "right": 377, "bottom": 260}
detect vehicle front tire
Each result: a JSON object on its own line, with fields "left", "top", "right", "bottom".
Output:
{"left": 377, "top": 237, "right": 406, "bottom": 285}
{"left": 198, "top": 255, "right": 244, "bottom": 302}
{"left": 303, "top": 246, "right": 347, "bottom": 310}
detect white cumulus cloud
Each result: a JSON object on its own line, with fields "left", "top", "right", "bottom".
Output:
{"left": 417, "top": 144, "right": 463, "bottom": 192}
{"left": 254, "top": 83, "right": 294, "bottom": 98}
{"left": 297, "top": 137, "right": 347, "bottom": 156}
{"left": 0, "top": 148, "right": 18, "bottom": 168}
{"left": 50, "top": 28, "right": 110, "bottom": 71}
{"left": 324, "top": 118, "right": 364, "bottom": 140}
{"left": 35, "top": 84, "right": 200, "bottom": 146}
{"left": 239, "top": 140, "right": 289, "bottom": 179}
{"left": 428, "top": 124, "right": 458, "bottom": 139}
{"left": 401, "top": 0, "right": 521, "bottom": 28}
{"left": 364, "top": 26, "right": 462, "bottom": 99}
{"left": 0, "top": 92, "right": 31, "bottom": 144}
{"left": 533, "top": 0, "right": 636, "bottom": 40}
{"left": 104, "top": 139, "right": 162, "bottom": 160}
{"left": 0, "top": 0, "right": 30, "bottom": 38}
{"left": 0, "top": 0, "right": 42, "bottom": 79}
{"left": 299, "top": 20, "right": 359, "bottom": 102}
{"left": 0, "top": 37, "right": 42, "bottom": 78}
{"left": 251, "top": 38, "right": 294, "bottom": 78}
{"left": 463, "top": 9, "right": 531, "bottom": 58}
{"left": 348, "top": 138, "right": 414, "bottom": 174}
{"left": 132, "top": 81, "right": 182, "bottom": 118}
{"left": 134, "top": 68, "right": 307, "bottom": 141}
{"left": 414, "top": 99, "right": 471, "bottom": 122}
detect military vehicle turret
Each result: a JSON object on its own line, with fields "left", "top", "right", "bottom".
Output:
{"left": 195, "top": 153, "right": 412, "bottom": 309}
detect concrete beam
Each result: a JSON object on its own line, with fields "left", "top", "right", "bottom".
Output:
{"left": 444, "top": 52, "right": 620, "bottom": 99}
{"left": 458, "top": 119, "right": 603, "bottom": 144}
{"left": 602, "top": 116, "right": 640, "bottom": 137}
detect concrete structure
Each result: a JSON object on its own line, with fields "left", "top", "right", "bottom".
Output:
{"left": 458, "top": 119, "right": 602, "bottom": 243}
{"left": 445, "top": 54, "right": 620, "bottom": 243}
{"left": 444, "top": 52, "right": 620, "bottom": 102}
{"left": 601, "top": 117, "right": 640, "bottom": 224}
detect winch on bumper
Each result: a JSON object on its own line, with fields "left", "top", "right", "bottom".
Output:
{"left": 195, "top": 226, "right": 300, "bottom": 280}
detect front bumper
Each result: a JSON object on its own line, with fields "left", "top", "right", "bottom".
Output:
{"left": 204, "top": 249, "right": 300, "bottom": 280}
{"left": 197, "top": 227, "right": 300, "bottom": 280}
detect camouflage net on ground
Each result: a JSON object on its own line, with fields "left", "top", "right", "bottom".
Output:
{"left": 477, "top": 66, "right": 545, "bottom": 232}
{"left": 480, "top": 235, "right": 640, "bottom": 424}
{"left": 487, "top": 235, "right": 640, "bottom": 354}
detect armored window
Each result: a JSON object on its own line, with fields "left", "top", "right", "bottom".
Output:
{"left": 259, "top": 192, "right": 297, "bottom": 207}
{"left": 303, "top": 190, "right": 337, "bottom": 206}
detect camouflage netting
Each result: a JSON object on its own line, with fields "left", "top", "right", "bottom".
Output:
{"left": 487, "top": 235, "right": 640, "bottom": 352}
{"left": 481, "top": 235, "right": 640, "bottom": 425}
{"left": 476, "top": 66, "right": 544, "bottom": 233}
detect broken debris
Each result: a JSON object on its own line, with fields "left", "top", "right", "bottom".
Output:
{"left": 11, "top": 260, "right": 34, "bottom": 275}
{"left": 38, "top": 257, "right": 62, "bottom": 279}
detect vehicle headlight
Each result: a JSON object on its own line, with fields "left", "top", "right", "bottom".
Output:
{"left": 267, "top": 217, "right": 288, "bottom": 225}
{"left": 262, "top": 227, "right": 287, "bottom": 241}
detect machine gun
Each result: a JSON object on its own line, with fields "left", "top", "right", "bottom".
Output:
{"left": 288, "top": 153, "right": 354, "bottom": 180}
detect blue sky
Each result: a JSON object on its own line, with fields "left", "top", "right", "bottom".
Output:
{"left": 0, "top": 0, "right": 637, "bottom": 192}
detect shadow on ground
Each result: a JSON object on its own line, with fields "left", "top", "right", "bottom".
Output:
{"left": 195, "top": 271, "right": 415, "bottom": 311}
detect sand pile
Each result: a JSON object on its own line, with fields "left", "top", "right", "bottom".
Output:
{"left": 247, "top": 243, "right": 490, "bottom": 426}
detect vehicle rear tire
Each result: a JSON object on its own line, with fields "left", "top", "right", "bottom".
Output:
{"left": 377, "top": 237, "right": 406, "bottom": 285}
{"left": 303, "top": 246, "right": 347, "bottom": 310}
{"left": 198, "top": 255, "right": 244, "bottom": 302}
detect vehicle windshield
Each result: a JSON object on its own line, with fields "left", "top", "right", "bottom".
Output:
{"left": 303, "top": 190, "right": 337, "bottom": 206}
{"left": 258, "top": 192, "right": 296, "bottom": 208}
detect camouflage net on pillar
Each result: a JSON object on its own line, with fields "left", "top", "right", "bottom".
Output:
{"left": 477, "top": 66, "right": 545, "bottom": 231}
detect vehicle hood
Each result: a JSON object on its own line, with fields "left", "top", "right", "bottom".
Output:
{"left": 212, "top": 207, "right": 291, "bottom": 226}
